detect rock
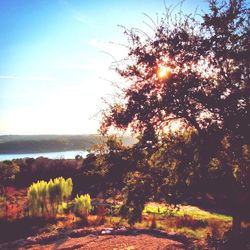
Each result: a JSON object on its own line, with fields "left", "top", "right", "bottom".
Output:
{"left": 26, "top": 236, "right": 37, "bottom": 244}
{"left": 69, "top": 228, "right": 88, "bottom": 237}
{"left": 115, "top": 227, "right": 128, "bottom": 235}
{"left": 101, "top": 228, "right": 114, "bottom": 235}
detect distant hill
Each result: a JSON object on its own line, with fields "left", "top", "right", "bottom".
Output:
{"left": 0, "top": 134, "right": 136, "bottom": 154}
{"left": 0, "top": 135, "right": 100, "bottom": 154}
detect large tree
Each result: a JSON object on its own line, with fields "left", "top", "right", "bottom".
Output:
{"left": 100, "top": 0, "right": 249, "bottom": 236}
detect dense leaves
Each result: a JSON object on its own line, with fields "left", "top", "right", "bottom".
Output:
{"left": 101, "top": 0, "right": 249, "bottom": 146}
{"left": 100, "top": 0, "right": 250, "bottom": 233}
{"left": 82, "top": 136, "right": 134, "bottom": 196}
{"left": 0, "top": 161, "right": 20, "bottom": 193}
{"left": 72, "top": 194, "right": 92, "bottom": 219}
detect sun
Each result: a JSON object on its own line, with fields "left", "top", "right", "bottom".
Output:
{"left": 157, "top": 65, "right": 171, "bottom": 79}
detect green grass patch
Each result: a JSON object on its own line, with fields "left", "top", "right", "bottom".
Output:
{"left": 143, "top": 203, "right": 232, "bottom": 222}
{"left": 140, "top": 202, "right": 233, "bottom": 249}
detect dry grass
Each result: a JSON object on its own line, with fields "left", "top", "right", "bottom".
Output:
{"left": 137, "top": 203, "right": 233, "bottom": 247}
{"left": 0, "top": 188, "right": 235, "bottom": 248}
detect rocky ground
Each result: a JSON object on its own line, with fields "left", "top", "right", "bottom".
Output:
{"left": 25, "top": 234, "right": 185, "bottom": 250}
{"left": 0, "top": 228, "right": 187, "bottom": 250}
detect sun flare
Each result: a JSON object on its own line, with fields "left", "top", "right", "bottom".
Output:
{"left": 157, "top": 65, "right": 171, "bottom": 79}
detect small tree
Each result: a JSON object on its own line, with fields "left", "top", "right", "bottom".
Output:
{"left": 86, "top": 135, "right": 133, "bottom": 196}
{"left": 0, "top": 161, "right": 20, "bottom": 194}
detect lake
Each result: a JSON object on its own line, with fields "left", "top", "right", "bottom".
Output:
{"left": 0, "top": 150, "right": 89, "bottom": 161}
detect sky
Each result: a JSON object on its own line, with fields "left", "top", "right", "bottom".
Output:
{"left": 0, "top": 0, "right": 209, "bottom": 135}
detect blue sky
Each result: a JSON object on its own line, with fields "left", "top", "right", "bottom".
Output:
{"left": 0, "top": 0, "right": 208, "bottom": 135}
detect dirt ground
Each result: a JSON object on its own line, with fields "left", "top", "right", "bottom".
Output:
{"left": 20, "top": 234, "right": 186, "bottom": 250}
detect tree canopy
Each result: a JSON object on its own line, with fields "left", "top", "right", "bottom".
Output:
{"left": 101, "top": 0, "right": 249, "bottom": 141}
{"left": 100, "top": 0, "right": 250, "bottom": 234}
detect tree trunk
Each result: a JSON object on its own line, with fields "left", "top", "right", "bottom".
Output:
{"left": 226, "top": 213, "right": 243, "bottom": 249}
{"left": 232, "top": 213, "right": 241, "bottom": 235}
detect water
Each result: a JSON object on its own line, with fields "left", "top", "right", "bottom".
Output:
{"left": 0, "top": 150, "right": 89, "bottom": 161}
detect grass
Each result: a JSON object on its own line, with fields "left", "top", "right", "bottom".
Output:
{"left": 143, "top": 202, "right": 232, "bottom": 222}
{"left": 0, "top": 187, "right": 234, "bottom": 248}
{"left": 140, "top": 202, "right": 233, "bottom": 248}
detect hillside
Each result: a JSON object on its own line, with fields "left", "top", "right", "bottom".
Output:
{"left": 0, "top": 134, "right": 99, "bottom": 154}
{"left": 0, "top": 134, "right": 136, "bottom": 154}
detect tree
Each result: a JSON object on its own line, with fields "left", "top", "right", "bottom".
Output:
{"left": 0, "top": 161, "right": 20, "bottom": 194}
{"left": 100, "top": 0, "right": 249, "bottom": 236}
{"left": 85, "top": 135, "right": 133, "bottom": 196}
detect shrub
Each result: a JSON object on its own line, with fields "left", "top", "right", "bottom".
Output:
{"left": 96, "top": 205, "right": 106, "bottom": 225}
{"left": 27, "top": 177, "right": 73, "bottom": 217}
{"left": 72, "top": 194, "right": 92, "bottom": 225}
{"left": 0, "top": 161, "right": 20, "bottom": 193}
{"left": 73, "top": 194, "right": 92, "bottom": 217}
{"left": 175, "top": 215, "right": 208, "bottom": 229}
{"left": 208, "top": 218, "right": 224, "bottom": 239}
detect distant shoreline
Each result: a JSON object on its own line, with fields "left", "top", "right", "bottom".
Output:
{"left": 0, "top": 134, "right": 135, "bottom": 154}
{"left": 0, "top": 148, "right": 87, "bottom": 155}
{"left": 0, "top": 134, "right": 100, "bottom": 154}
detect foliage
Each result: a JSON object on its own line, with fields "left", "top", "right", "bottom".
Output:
{"left": 143, "top": 203, "right": 232, "bottom": 222}
{"left": 72, "top": 194, "right": 92, "bottom": 218}
{"left": 136, "top": 203, "right": 232, "bottom": 248}
{"left": 101, "top": 0, "right": 249, "bottom": 140}
{"left": 9, "top": 157, "right": 82, "bottom": 189}
{"left": 27, "top": 177, "right": 73, "bottom": 217}
{"left": 174, "top": 215, "right": 208, "bottom": 229}
{"left": 83, "top": 135, "right": 134, "bottom": 196}
{"left": 148, "top": 129, "right": 201, "bottom": 203}
{"left": 0, "top": 161, "right": 20, "bottom": 192}
{"left": 100, "top": 0, "right": 250, "bottom": 237}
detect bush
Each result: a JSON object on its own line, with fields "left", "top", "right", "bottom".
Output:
{"left": 0, "top": 161, "right": 20, "bottom": 192}
{"left": 27, "top": 177, "right": 73, "bottom": 217}
{"left": 175, "top": 215, "right": 208, "bottom": 229}
{"left": 73, "top": 194, "right": 92, "bottom": 217}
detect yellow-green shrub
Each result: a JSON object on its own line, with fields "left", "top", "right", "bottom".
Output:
{"left": 27, "top": 177, "right": 73, "bottom": 217}
{"left": 73, "top": 194, "right": 92, "bottom": 219}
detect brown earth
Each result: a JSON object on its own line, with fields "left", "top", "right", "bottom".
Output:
{"left": 0, "top": 227, "right": 187, "bottom": 250}
{"left": 21, "top": 234, "right": 186, "bottom": 250}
